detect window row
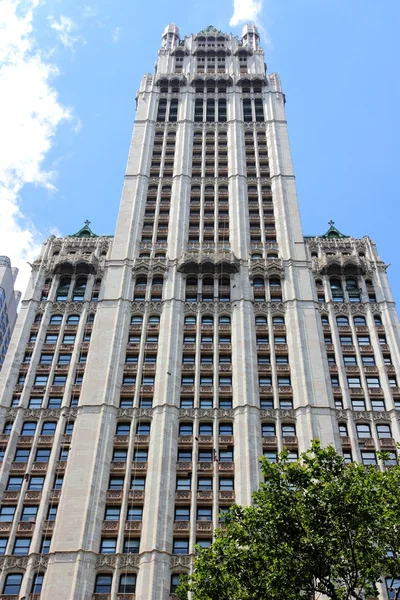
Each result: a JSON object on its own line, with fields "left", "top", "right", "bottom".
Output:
{"left": 339, "top": 422, "right": 395, "bottom": 439}
{"left": 322, "top": 314, "right": 382, "bottom": 327}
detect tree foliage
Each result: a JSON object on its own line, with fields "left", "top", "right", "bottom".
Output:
{"left": 177, "top": 440, "right": 400, "bottom": 600}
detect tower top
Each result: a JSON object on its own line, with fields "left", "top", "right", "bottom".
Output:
{"left": 162, "top": 24, "right": 180, "bottom": 49}
{"left": 242, "top": 23, "right": 260, "bottom": 50}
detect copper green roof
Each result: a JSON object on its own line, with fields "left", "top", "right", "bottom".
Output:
{"left": 198, "top": 25, "right": 224, "bottom": 35}
{"left": 304, "top": 221, "right": 349, "bottom": 240}
{"left": 69, "top": 220, "right": 98, "bottom": 238}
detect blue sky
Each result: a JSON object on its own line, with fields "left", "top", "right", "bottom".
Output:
{"left": 1, "top": 0, "right": 400, "bottom": 300}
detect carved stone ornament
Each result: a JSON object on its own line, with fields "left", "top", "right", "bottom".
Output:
{"left": 371, "top": 411, "right": 392, "bottom": 421}
{"left": 260, "top": 408, "right": 296, "bottom": 419}
{"left": 96, "top": 554, "right": 117, "bottom": 569}
{"left": 171, "top": 554, "right": 192, "bottom": 568}
{"left": 117, "top": 408, "right": 154, "bottom": 419}
{"left": 253, "top": 301, "right": 286, "bottom": 313}
{"left": 0, "top": 555, "right": 29, "bottom": 570}
{"left": 131, "top": 301, "right": 163, "bottom": 314}
{"left": 119, "top": 554, "right": 140, "bottom": 568}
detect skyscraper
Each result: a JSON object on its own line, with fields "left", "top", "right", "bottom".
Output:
{"left": 0, "top": 256, "right": 21, "bottom": 370}
{"left": 0, "top": 23, "right": 399, "bottom": 600}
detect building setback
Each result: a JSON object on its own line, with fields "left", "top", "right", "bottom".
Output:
{"left": 0, "top": 257, "right": 21, "bottom": 370}
{"left": 0, "top": 23, "right": 400, "bottom": 600}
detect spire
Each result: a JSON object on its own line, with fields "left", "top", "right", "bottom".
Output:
{"left": 69, "top": 220, "right": 98, "bottom": 238}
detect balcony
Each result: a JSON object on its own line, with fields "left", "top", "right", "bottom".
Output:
{"left": 110, "top": 462, "right": 126, "bottom": 473}
{"left": 175, "top": 490, "right": 191, "bottom": 503}
{"left": 128, "top": 490, "right": 145, "bottom": 502}
{"left": 340, "top": 436, "right": 351, "bottom": 448}
{"left": 2, "top": 491, "right": 20, "bottom": 503}
{"left": 102, "top": 520, "right": 119, "bottom": 533}
{"left": 17, "top": 520, "right": 35, "bottom": 533}
{"left": 17, "top": 435, "right": 34, "bottom": 446}
{"left": 379, "top": 438, "right": 397, "bottom": 449}
{"left": 174, "top": 520, "right": 190, "bottom": 533}
{"left": 176, "top": 462, "right": 192, "bottom": 472}
{"left": 218, "top": 462, "right": 234, "bottom": 473}
{"left": 198, "top": 462, "right": 213, "bottom": 472}
{"left": 196, "top": 520, "right": 213, "bottom": 533}
{"left": 131, "top": 461, "right": 148, "bottom": 472}
{"left": 282, "top": 436, "right": 298, "bottom": 447}
{"left": 197, "top": 490, "right": 213, "bottom": 503}
{"left": 314, "top": 254, "right": 369, "bottom": 276}
{"left": 50, "top": 489, "right": 61, "bottom": 500}
{"left": 24, "top": 490, "right": 42, "bottom": 502}
{"left": 178, "top": 435, "right": 193, "bottom": 446}
{"left": 218, "top": 435, "right": 234, "bottom": 446}
{"left": 0, "top": 523, "right": 12, "bottom": 533}
{"left": 125, "top": 521, "right": 142, "bottom": 532}
{"left": 135, "top": 435, "right": 150, "bottom": 446}
{"left": 198, "top": 436, "right": 213, "bottom": 446}
{"left": 262, "top": 436, "right": 278, "bottom": 447}
{"left": 218, "top": 490, "right": 235, "bottom": 503}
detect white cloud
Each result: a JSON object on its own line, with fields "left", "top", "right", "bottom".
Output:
{"left": 49, "top": 15, "right": 81, "bottom": 50}
{"left": 229, "top": 0, "right": 263, "bottom": 26}
{"left": 112, "top": 26, "right": 120, "bottom": 42}
{"left": 0, "top": 0, "right": 72, "bottom": 294}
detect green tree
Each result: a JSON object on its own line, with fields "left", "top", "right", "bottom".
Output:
{"left": 177, "top": 440, "right": 400, "bottom": 600}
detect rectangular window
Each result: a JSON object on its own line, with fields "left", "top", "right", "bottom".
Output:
{"left": 206, "top": 99, "right": 215, "bottom": 122}
{"left": 173, "top": 538, "right": 189, "bottom": 554}
{"left": 254, "top": 98, "right": 264, "bottom": 122}
{"left": 218, "top": 98, "right": 227, "bottom": 122}
{"left": 130, "top": 477, "right": 145, "bottom": 490}
{"left": 14, "top": 448, "right": 30, "bottom": 462}
{"left": 0, "top": 538, "right": 8, "bottom": 556}
{"left": 35, "top": 449, "right": 51, "bottom": 463}
{"left": 62, "top": 334, "right": 76, "bottom": 345}
{"left": 194, "top": 99, "right": 203, "bottom": 122}
{"left": 366, "top": 377, "right": 380, "bottom": 388}
{"left": 13, "top": 537, "right": 31, "bottom": 555}
{"left": 34, "top": 375, "right": 48, "bottom": 386}
{"left": 156, "top": 99, "right": 167, "bottom": 121}
{"left": 169, "top": 99, "right": 179, "bottom": 122}
{"left": 100, "top": 538, "right": 117, "bottom": 554}
{"left": 7, "top": 476, "right": 23, "bottom": 491}
{"left": 28, "top": 476, "right": 45, "bottom": 491}
{"left": 243, "top": 98, "right": 252, "bottom": 122}
{"left": 29, "top": 397, "right": 43, "bottom": 409}
{"left": 124, "top": 538, "right": 140, "bottom": 553}
{"left": 21, "top": 505, "right": 38, "bottom": 522}
{"left": 127, "top": 506, "right": 143, "bottom": 521}
{"left": 133, "top": 449, "right": 148, "bottom": 462}
{"left": 0, "top": 506, "right": 16, "bottom": 522}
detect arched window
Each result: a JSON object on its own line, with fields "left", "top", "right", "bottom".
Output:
{"left": 267, "top": 253, "right": 278, "bottom": 260}
{"left": 269, "top": 278, "right": 281, "bottom": 287}
{"left": 73, "top": 277, "right": 87, "bottom": 301}
{"left": 282, "top": 423, "right": 296, "bottom": 437}
{"left": 336, "top": 316, "right": 349, "bottom": 326}
{"left": 139, "top": 252, "right": 150, "bottom": 258}
{"left": 136, "top": 422, "right": 150, "bottom": 435}
{"left": 31, "top": 573, "right": 44, "bottom": 593}
{"left": 152, "top": 277, "right": 163, "bottom": 286}
{"left": 119, "top": 574, "right": 136, "bottom": 593}
{"left": 131, "top": 315, "right": 143, "bottom": 325}
{"left": 202, "top": 315, "right": 214, "bottom": 325}
{"left": 339, "top": 423, "right": 348, "bottom": 437}
{"left": 262, "top": 423, "right": 276, "bottom": 436}
{"left": 219, "top": 315, "right": 231, "bottom": 325}
{"left": 346, "top": 278, "right": 358, "bottom": 290}
{"left": 179, "top": 422, "right": 193, "bottom": 436}
{"left": 253, "top": 278, "right": 264, "bottom": 288}
{"left": 203, "top": 277, "right": 214, "bottom": 287}
{"left": 184, "top": 315, "right": 196, "bottom": 325}
{"left": 41, "top": 422, "right": 57, "bottom": 436}
{"left": 330, "top": 279, "right": 342, "bottom": 290}
{"left": 353, "top": 316, "right": 366, "bottom": 326}
{"left": 116, "top": 422, "right": 130, "bottom": 435}
{"left": 94, "top": 574, "right": 112, "bottom": 594}
{"left": 272, "top": 315, "right": 285, "bottom": 325}
{"left": 67, "top": 314, "right": 80, "bottom": 324}
{"left": 56, "top": 277, "right": 71, "bottom": 301}
{"left": 255, "top": 315, "right": 267, "bottom": 325}
{"left": 252, "top": 253, "right": 262, "bottom": 260}
{"left": 148, "top": 315, "right": 160, "bottom": 325}
{"left": 34, "top": 313, "right": 42, "bottom": 323}
{"left": 321, "top": 314, "right": 329, "bottom": 325}
{"left": 186, "top": 277, "right": 198, "bottom": 286}
{"left": 3, "top": 574, "right": 23, "bottom": 595}
{"left": 374, "top": 315, "right": 382, "bottom": 325}
{"left": 50, "top": 314, "right": 63, "bottom": 324}
{"left": 219, "top": 277, "right": 230, "bottom": 286}
{"left": 155, "top": 252, "right": 166, "bottom": 258}
{"left": 136, "top": 277, "right": 147, "bottom": 286}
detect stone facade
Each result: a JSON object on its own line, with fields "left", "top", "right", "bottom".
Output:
{"left": 0, "top": 257, "right": 20, "bottom": 369}
{"left": 0, "top": 24, "right": 399, "bottom": 600}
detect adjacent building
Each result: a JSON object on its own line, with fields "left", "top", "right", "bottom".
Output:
{"left": 0, "top": 257, "right": 21, "bottom": 369}
{"left": 0, "top": 23, "right": 399, "bottom": 600}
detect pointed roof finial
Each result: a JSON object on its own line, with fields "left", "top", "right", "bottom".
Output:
{"left": 320, "top": 221, "right": 348, "bottom": 239}
{"left": 69, "top": 220, "right": 98, "bottom": 238}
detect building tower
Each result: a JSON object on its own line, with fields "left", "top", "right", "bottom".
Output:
{"left": 0, "top": 24, "right": 400, "bottom": 600}
{"left": 0, "top": 257, "right": 21, "bottom": 370}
